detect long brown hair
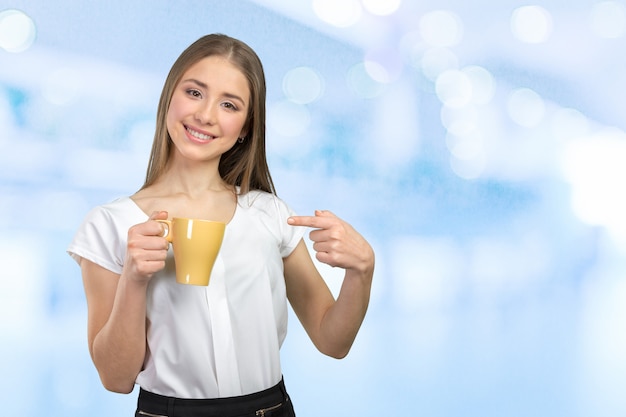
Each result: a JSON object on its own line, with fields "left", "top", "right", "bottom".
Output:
{"left": 141, "top": 34, "right": 275, "bottom": 195}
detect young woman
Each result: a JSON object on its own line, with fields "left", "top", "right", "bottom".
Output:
{"left": 68, "top": 34, "right": 374, "bottom": 417}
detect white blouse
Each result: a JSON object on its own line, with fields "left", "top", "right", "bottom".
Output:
{"left": 68, "top": 191, "right": 305, "bottom": 398}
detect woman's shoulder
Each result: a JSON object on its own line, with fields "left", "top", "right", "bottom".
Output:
{"left": 237, "top": 189, "right": 299, "bottom": 221}
{"left": 69, "top": 196, "right": 140, "bottom": 272}
{"left": 84, "top": 196, "right": 147, "bottom": 226}
{"left": 98, "top": 196, "right": 141, "bottom": 213}
{"left": 238, "top": 189, "right": 283, "bottom": 210}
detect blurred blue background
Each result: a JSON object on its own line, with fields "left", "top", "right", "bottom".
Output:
{"left": 1, "top": 0, "right": 626, "bottom": 415}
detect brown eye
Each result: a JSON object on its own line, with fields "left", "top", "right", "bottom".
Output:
{"left": 186, "top": 89, "right": 202, "bottom": 98}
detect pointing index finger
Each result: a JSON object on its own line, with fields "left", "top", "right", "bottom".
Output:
{"left": 287, "top": 215, "right": 317, "bottom": 228}
{"left": 288, "top": 210, "right": 338, "bottom": 229}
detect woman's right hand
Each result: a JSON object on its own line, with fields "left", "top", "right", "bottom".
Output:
{"left": 122, "top": 210, "right": 170, "bottom": 283}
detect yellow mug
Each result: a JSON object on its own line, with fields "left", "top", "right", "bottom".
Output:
{"left": 157, "top": 218, "right": 225, "bottom": 286}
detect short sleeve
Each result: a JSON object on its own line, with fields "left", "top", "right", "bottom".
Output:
{"left": 240, "top": 191, "right": 306, "bottom": 258}
{"left": 272, "top": 196, "right": 306, "bottom": 258}
{"left": 67, "top": 204, "right": 127, "bottom": 274}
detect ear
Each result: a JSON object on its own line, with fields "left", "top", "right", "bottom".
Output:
{"left": 240, "top": 116, "right": 252, "bottom": 139}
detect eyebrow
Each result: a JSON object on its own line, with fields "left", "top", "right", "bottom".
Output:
{"left": 182, "top": 78, "right": 246, "bottom": 105}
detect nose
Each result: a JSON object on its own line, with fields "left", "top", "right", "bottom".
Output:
{"left": 195, "top": 101, "right": 216, "bottom": 125}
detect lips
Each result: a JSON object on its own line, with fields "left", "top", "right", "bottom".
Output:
{"left": 185, "top": 126, "right": 215, "bottom": 141}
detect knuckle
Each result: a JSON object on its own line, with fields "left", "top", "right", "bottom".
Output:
{"left": 328, "top": 228, "right": 344, "bottom": 241}
{"left": 128, "top": 222, "right": 144, "bottom": 234}
{"left": 127, "top": 239, "right": 141, "bottom": 251}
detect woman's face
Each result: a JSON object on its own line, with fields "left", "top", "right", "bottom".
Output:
{"left": 166, "top": 55, "right": 250, "bottom": 164}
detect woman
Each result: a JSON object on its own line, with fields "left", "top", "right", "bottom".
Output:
{"left": 68, "top": 33, "right": 374, "bottom": 417}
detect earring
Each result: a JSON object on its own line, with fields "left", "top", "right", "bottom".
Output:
{"left": 237, "top": 137, "right": 245, "bottom": 143}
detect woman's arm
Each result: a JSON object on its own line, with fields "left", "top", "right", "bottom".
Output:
{"left": 82, "top": 262, "right": 148, "bottom": 393}
{"left": 284, "top": 210, "right": 375, "bottom": 359}
{"left": 81, "top": 211, "right": 169, "bottom": 393}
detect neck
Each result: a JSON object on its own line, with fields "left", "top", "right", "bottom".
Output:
{"left": 157, "top": 158, "right": 230, "bottom": 197}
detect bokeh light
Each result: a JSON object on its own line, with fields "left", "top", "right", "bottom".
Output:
{"left": 446, "top": 128, "right": 484, "bottom": 161}
{"left": 364, "top": 47, "right": 404, "bottom": 83}
{"left": 511, "top": 5, "right": 553, "bottom": 44}
{"left": 462, "top": 66, "right": 496, "bottom": 105}
{"left": 361, "top": 0, "right": 402, "bottom": 16}
{"left": 0, "top": 9, "right": 36, "bottom": 52}
{"left": 418, "top": 47, "right": 460, "bottom": 81}
{"left": 561, "top": 128, "right": 626, "bottom": 236}
{"left": 441, "top": 105, "right": 478, "bottom": 136}
{"left": 346, "top": 62, "right": 385, "bottom": 98}
{"left": 507, "top": 87, "right": 546, "bottom": 127}
{"left": 449, "top": 148, "right": 486, "bottom": 179}
{"left": 282, "top": 66, "right": 324, "bottom": 104}
{"left": 435, "top": 70, "right": 472, "bottom": 108}
{"left": 312, "top": 0, "right": 362, "bottom": 27}
{"left": 419, "top": 10, "right": 463, "bottom": 47}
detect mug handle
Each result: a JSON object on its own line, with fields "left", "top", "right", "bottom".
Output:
{"left": 156, "top": 219, "right": 173, "bottom": 243}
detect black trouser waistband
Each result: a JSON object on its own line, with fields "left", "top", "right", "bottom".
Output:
{"left": 136, "top": 378, "right": 290, "bottom": 417}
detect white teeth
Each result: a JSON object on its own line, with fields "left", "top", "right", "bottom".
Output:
{"left": 187, "top": 127, "right": 214, "bottom": 141}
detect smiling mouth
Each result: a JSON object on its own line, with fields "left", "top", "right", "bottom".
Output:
{"left": 186, "top": 126, "right": 215, "bottom": 141}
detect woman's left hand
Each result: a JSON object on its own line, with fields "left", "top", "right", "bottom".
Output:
{"left": 288, "top": 210, "right": 374, "bottom": 276}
